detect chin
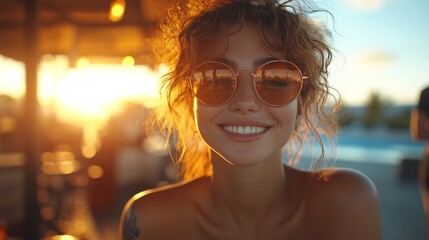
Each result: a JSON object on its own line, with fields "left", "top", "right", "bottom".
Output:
{"left": 214, "top": 151, "right": 268, "bottom": 166}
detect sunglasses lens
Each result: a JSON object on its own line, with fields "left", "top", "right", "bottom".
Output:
{"left": 191, "top": 62, "right": 236, "bottom": 105}
{"left": 254, "top": 61, "right": 303, "bottom": 106}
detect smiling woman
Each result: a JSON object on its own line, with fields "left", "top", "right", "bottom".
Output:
{"left": 119, "top": 0, "right": 382, "bottom": 240}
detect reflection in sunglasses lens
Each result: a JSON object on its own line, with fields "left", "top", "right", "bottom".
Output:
{"left": 255, "top": 61, "right": 302, "bottom": 106}
{"left": 191, "top": 61, "right": 302, "bottom": 106}
{"left": 192, "top": 62, "right": 236, "bottom": 105}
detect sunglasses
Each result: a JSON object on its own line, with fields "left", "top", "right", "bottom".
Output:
{"left": 189, "top": 60, "right": 306, "bottom": 106}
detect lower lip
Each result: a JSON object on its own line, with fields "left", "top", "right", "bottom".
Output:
{"left": 220, "top": 128, "right": 268, "bottom": 142}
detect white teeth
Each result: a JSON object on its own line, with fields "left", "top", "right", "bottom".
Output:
{"left": 223, "top": 126, "right": 266, "bottom": 134}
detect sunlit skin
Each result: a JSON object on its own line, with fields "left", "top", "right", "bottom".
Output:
{"left": 120, "top": 23, "right": 382, "bottom": 240}
{"left": 193, "top": 24, "right": 298, "bottom": 167}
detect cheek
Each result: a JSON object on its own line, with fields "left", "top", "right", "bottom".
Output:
{"left": 193, "top": 100, "right": 215, "bottom": 138}
{"left": 278, "top": 101, "right": 299, "bottom": 131}
{"left": 281, "top": 99, "right": 298, "bottom": 117}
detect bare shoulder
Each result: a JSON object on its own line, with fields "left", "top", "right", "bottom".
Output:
{"left": 119, "top": 177, "right": 210, "bottom": 240}
{"left": 306, "top": 168, "right": 382, "bottom": 240}
{"left": 311, "top": 167, "right": 378, "bottom": 196}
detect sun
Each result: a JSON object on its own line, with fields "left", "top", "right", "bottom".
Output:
{"left": 42, "top": 62, "right": 164, "bottom": 125}
{"left": 0, "top": 54, "right": 166, "bottom": 127}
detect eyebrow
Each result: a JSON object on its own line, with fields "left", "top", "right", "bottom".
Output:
{"left": 213, "top": 57, "right": 281, "bottom": 69}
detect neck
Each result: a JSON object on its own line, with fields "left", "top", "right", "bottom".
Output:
{"left": 209, "top": 151, "right": 288, "bottom": 223}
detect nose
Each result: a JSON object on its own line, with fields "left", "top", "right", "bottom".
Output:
{"left": 228, "top": 74, "right": 260, "bottom": 113}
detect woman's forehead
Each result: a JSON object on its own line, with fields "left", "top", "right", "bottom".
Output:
{"left": 190, "top": 23, "right": 283, "bottom": 64}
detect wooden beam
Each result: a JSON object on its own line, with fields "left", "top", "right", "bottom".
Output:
{"left": 23, "top": 0, "right": 41, "bottom": 238}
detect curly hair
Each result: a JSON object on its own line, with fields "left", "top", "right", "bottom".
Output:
{"left": 153, "top": 0, "right": 340, "bottom": 180}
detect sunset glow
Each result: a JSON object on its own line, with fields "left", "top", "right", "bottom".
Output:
{"left": 0, "top": 54, "right": 164, "bottom": 126}
{"left": 54, "top": 64, "right": 161, "bottom": 122}
{"left": 0, "top": 56, "right": 25, "bottom": 99}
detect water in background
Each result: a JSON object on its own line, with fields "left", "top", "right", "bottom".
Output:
{"left": 287, "top": 125, "right": 425, "bottom": 170}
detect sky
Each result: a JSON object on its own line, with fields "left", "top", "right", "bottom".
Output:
{"left": 326, "top": 0, "right": 429, "bottom": 105}
{"left": 0, "top": 0, "right": 429, "bottom": 107}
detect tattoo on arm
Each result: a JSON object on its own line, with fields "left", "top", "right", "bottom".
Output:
{"left": 123, "top": 205, "right": 140, "bottom": 240}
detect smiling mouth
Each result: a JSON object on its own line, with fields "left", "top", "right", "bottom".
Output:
{"left": 222, "top": 125, "right": 268, "bottom": 135}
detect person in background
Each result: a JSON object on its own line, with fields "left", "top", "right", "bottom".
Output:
{"left": 120, "top": 0, "right": 382, "bottom": 239}
{"left": 410, "top": 86, "right": 429, "bottom": 238}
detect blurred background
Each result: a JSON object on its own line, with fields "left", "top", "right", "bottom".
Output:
{"left": 0, "top": 0, "right": 428, "bottom": 239}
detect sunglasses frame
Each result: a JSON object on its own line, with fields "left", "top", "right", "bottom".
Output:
{"left": 189, "top": 60, "right": 307, "bottom": 107}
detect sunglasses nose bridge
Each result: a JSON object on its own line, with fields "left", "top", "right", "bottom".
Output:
{"left": 235, "top": 69, "right": 256, "bottom": 85}
{"left": 230, "top": 69, "right": 261, "bottom": 105}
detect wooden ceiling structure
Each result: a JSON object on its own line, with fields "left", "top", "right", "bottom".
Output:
{"left": 0, "top": 0, "right": 174, "bottom": 65}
